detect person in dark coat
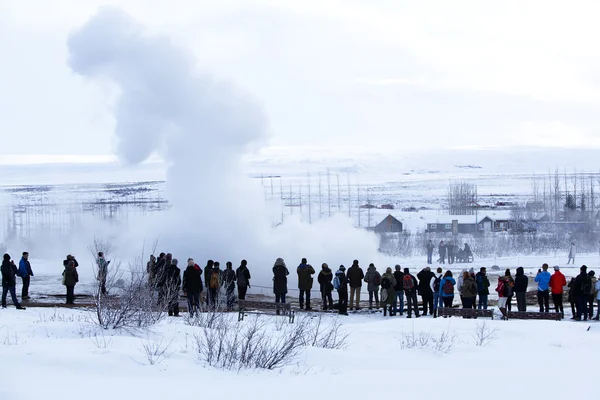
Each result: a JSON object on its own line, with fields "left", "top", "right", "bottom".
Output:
{"left": 403, "top": 267, "right": 420, "bottom": 318}
{"left": 447, "top": 244, "right": 455, "bottom": 265}
{"left": 146, "top": 254, "right": 157, "bottom": 286}
{"left": 62, "top": 260, "right": 79, "bottom": 305}
{"left": 417, "top": 267, "right": 435, "bottom": 316}
{"left": 335, "top": 266, "right": 348, "bottom": 315}
{"left": 475, "top": 267, "right": 490, "bottom": 310}
{"left": 574, "top": 265, "right": 592, "bottom": 321}
{"left": 504, "top": 268, "right": 515, "bottom": 312}
{"left": 203, "top": 259, "right": 214, "bottom": 303}
{"left": 222, "top": 262, "right": 236, "bottom": 310}
{"left": 514, "top": 266, "right": 528, "bottom": 311}
{"left": 318, "top": 263, "right": 334, "bottom": 310}
{"left": 364, "top": 263, "right": 382, "bottom": 310}
{"left": 297, "top": 258, "right": 315, "bottom": 310}
{"left": 182, "top": 258, "right": 203, "bottom": 317}
{"left": 567, "top": 277, "right": 578, "bottom": 318}
{"left": 63, "top": 254, "right": 79, "bottom": 268}
{"left": 346, "top": 260, "right": 364, "bottom": 311}
{"left": 273, "top": 258, "right": 289, "bottom": 314}
{"left": 393, "top": 265, "right": 405, "bottom": 315}
{"left": 18, "top": 251, "right": 34, "bottom": 300}
{"left": 1, "top": 254, "right": 25, "bottom": 309}
{"left": 438, "top": 241, "right": 446, "bottom": 264}
{"left": 236, "top": 260, "right": 251, "bottom": 300}
{"left": 165, "top": 258, "right": 182, "bottom": 316}
{"left": 96, "top": 252, "right": 109, "bottom": 296}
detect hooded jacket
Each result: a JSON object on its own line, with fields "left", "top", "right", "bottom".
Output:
{"left": 62, "top": 262, "right": 79, "bottom": 287}
{"left": 549, "top": 270, "right": 567, "bottom": 294}
{"left": 460, "top": 276, "right": 477, "bottom": 297}
{"left": 19, "top": 257, "right": 34, "bottom": 278}
{"left": 417, "top": 269, "right": 435, "bottom": 296}
{"left": 335, "top": 269, "right": 348, "bottom": 293}
{"left": 1, "top": 258, "right": 18, "bottom": 287}
{"left": 439, "top": 277, "right": 456, "bottom": 298}
{"left": 236, "top": 264, "right": 251, "bottom": 288}
{"left": 364, "top": 265, "right": 382, "bottom": 292}
{"left": 273, "top": 258, "right": 289, "bottom": 295}
{"left": 297, "top": 263, "right": 315, "bottom": 290}
{"left": 475, "top": 272, "right": 490, "bottom": 295}
{"left": 347, "top": 261, "right": 364, "bottom": 288}
{"left": 381, "top": 271, "right": 397, "bottom": 305}
{"left": 318, "top": 266, "right": 334, "bottom": 294}
{"left": 514, "top": 267, "right": 528, "bottom": 293}
{"left": 182, "top": 264, "right": 203, "bottom": 293}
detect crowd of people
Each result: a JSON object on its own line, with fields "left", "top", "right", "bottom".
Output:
{"left": 427, "top": 240, "right": 473, "bottom": 265}
{"left": 3, "top": 250, "right": 600, "bottom": 323}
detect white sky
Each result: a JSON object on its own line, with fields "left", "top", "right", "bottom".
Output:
{"left": 1, "top": 0, "right": 600, "bottom": 156}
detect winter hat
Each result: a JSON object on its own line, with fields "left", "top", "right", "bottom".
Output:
{"left": 275, "top": 258, "right": 286, "bottom": 267}
{"left": 553, "top": 266, "right": 560, "bottom": 271}
{"left": 339, "top": 265, "right": 346, "bottom": 271}
{"left": 353, "top": 260, "right": 359, "bottom": 266}
{"left": 322, "top": 263, "right": 329, "bottom": 269}
{"left": 241, "top": 259, "right": 247, "bottom": 266}
{"left": 469, "top": 268, "right": 475, "bottom": 275}
{"left": 369, "top": 263, "right": 375, "bottom": 268}
{"left": 403, "top": 267, "right": 410, "bottom": 274}
{"left": 3, "top": 253, "right": 10, "bottom": 261}
{"left": 395, "top": 265, "right": 401, "bottom": 271}
{"left": 386, "top": 267, "right": 392, "bottom": 273}
{"left": 172, "top": 258, "right": 179, "bottom": 266}
{"left": 589, "top": 270, "right": 595, "bottom": 277}
{"left": 581, "top": 265, "right": 588, "bottom": 272}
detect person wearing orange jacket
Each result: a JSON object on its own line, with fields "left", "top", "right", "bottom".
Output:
{"left": 549, "top": 266, "right": 567, "bottom": 318}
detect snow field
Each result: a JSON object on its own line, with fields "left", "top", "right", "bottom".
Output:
{"left": 0, "top": 307, "right": 597, "bottom": 400}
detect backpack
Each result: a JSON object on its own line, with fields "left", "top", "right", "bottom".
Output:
{"left": 581, "top": 276, "right": 592, "bottom": 295}
{"left": 373, "top": 273, "right": 381, "bottom": 286}
{"left": 496, "top": 280, "right": 505, "bottom": 296}
{"left": 503, "top": 281, "right": 513, "bottom": 297}
{"left": 381, "top": 277, "right": 391, "bottom": 290}
{"left": 433, "top": 276, "right": 442, "bottom": 292}
{"left": 443, "top": 279, "right": 454, "bottom": 295}
{"left": 333, "top": 275, "right": 341, "bottom": 290}
{"left": 403, "top": 275, "right": 414, "bottom": 291}
{"left": 209, "top": 270, "right": 220, "bottom": 289}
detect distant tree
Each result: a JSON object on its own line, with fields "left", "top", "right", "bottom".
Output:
{"left": 565, "top": 194, "right": 576, "bottom": 211}
{"left": 447, "top": 181, "right": 477, "bottom": 215}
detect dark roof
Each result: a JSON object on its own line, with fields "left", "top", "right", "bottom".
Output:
{"left": 374, "top": 214, "right": 403, "bottom": 232}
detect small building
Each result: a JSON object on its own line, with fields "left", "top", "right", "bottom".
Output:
{"left": 374, "top": 214, "right": 403, "bottom": 233}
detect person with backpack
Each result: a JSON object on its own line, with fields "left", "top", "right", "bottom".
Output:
{"left": 96, "top": 251, "right": 109, "bottom": 296}
{"left": 393, "top": 265, "right": 405, "bottom": 315}
{"left": 574, "top": 265, "right": 592, "bottom": 321}
{"left": 403, "top": 267, "right": 420, "bottom": 318}
{"left": 438, "top": 270, "right": 456, "bottom": 308}
{"left": 297, "top": 259, "right": 315, "bottom": 311}
{"left": 318, "top": 263, "right": 334, "bottom": 311}
{"left": 534, "top": 263, "right": 551, "bottom": 313}
{"left": 335, "top": 266, "right": 348, "bottom": 315}
{"left": 222, "top": 262, "right": 237, "bottom": 310}
{"left": 417, "top": 266, "right": 435, "bottom": 316}
{"left": 431, "top": 267, "right": 443, "bottom": 317}
{"left": 475, "top": 267, "right": 490, "bottom": 310}
{"left": 549, "top": 266, "right": 567, "bottom": 318}
{"left": 381, "top": 267, "right": 397, "bottom": 317}
{"left": 62, "top": 259, "right": 79, "bottom": 305}
{"left": 182, "top": 258, "right": 203, "bottom": 317}
{"left": 514, "top": 267, "right": 529, "bottom": 312}
{"left": 347, "top": 260, "right": 364, "bottom": 311}
{"left": 426, "top": 240, "right": 434, "bottom": 264}
{"left": 460, "top": 271, "right": 477, "bottom": 310}
{"left": 273, "top": 258, "right": 289, "bottom": 314}
{"left": 364, "top": 263, "right": 382, "bottom": 310}
{"left": 18, "top": 251, "right": 33, "bottom": 300}
{"left": 207, "top": 261, "right": 222, "bottom": 309}
{"left": 504, "top": 269, "right": 515, "bottom": 311}
{"left": 438, "top": 241, "right": 446, "bottom": 264}
{"left": 495, "top": 276, "right": 510, "bottom": 320}
{"left": 236, "top": 260, "right": 251, "bottom": 300}
{"left": 588, "top": 271, "right": 597, "bottom": 318}
{"left": 1, "top": 254, "right": 25, "bottom": 310}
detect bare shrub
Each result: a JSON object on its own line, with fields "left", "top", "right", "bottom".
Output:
{"left": 472, "top": 321, "right": 498, "bottom": 347}
{"left": 305, "top": 314, "right": 349, "bottom": 350}
{"left": 194, "top": 315, "right": 308, "bottom": 370}
{"left": 140, "top": 337, "right": 175, "bottom": 365}
{"left": 398, "top": 328, "right": 456, "bottom": 353}
{"left": 185, "top": 307, "right": 227, "bottom": 329}
{"left": 432, "top": 330, "right": 458, "bottom": 353}
{"left": 89, "top": 330, "right": 113, "bottom": 349}
{"left": 89, "top": 240, "right": 169, "bottom": 330}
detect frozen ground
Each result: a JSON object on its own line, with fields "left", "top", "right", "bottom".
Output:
{"left": 0, "top": 307, "right": 597, "bottom": 400}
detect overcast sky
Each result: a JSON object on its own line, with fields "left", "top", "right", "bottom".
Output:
{"left": 1, "top": 0, "right": 600, "bottom": 156}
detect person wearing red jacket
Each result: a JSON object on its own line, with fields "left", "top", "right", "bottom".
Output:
{"left": 549, "top": 266, "right": 567, "bottom": 318}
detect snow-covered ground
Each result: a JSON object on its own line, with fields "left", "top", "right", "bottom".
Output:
{"left": 0, "top": 307, "right": 597, "bottom": 400}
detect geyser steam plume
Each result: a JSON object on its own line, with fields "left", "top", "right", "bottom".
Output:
{"left": 68, "top": 7, "right": 382, "bottom": 284}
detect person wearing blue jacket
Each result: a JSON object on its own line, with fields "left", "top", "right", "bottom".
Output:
{"left": 439, "top": 270, "right": 456, "bottom": 308}
{"left": 534, "top": 263, "right": 551, "bottom": 312}
{"left": 18, "top": 251, "right": 34, "bottom": 300}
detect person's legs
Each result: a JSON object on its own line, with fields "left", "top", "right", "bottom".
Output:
{"left": 321, "top": 291, "right": 327, "bottom": 310}
{"left": 398, "top": 292, "right": 405, "bottom": 314}
{"left": 187, "top": 292, "right": 195, "bottom": 317}
{"left": 506, "top": 296, "right": 513, "bottom": 312}
{"left": 406, "top": 292, "right": 413, "bottom": 317}
{"left": 543, "top": 291, "right": 550, "bottom": 312}
{"left": 1, "top": 285, "right": 7, "bottom": 307}
{"left": 368, "top": 290, "right": 374, "bottom": 309}
{"left": 374, "top": 291, "right": 379, "bottom": 309}
{"left": 412, "top": 292, "right": 420, "bottom": 317}
{"left": 238, "top": 285, "right": 247, "bottom": 300}
{"left": 21, "top": 275, "right": 30, "bottom": 298}
{"left": 433, "top": 292, "right": 439, "bottom": 316}
{"left": 305, "top": 290, "right": 312, "bottom": 310}
{"left": 595, "top": 300, "right": 600, "bottom": 320}
{"left": 537, "top": 291, "right": 544, "bottom": 312}
{"left": 588, "top": 295, "right": 594, "bottom": 318}
{"left": 552, "top": 294, "right": 561, "bottom": 313}
{"left": 299, "top": 290, "right": 305, "bottom": 309}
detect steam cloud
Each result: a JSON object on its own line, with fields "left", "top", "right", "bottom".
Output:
{"left": 67, "top": 7, "right": 384, "bottom": 286}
